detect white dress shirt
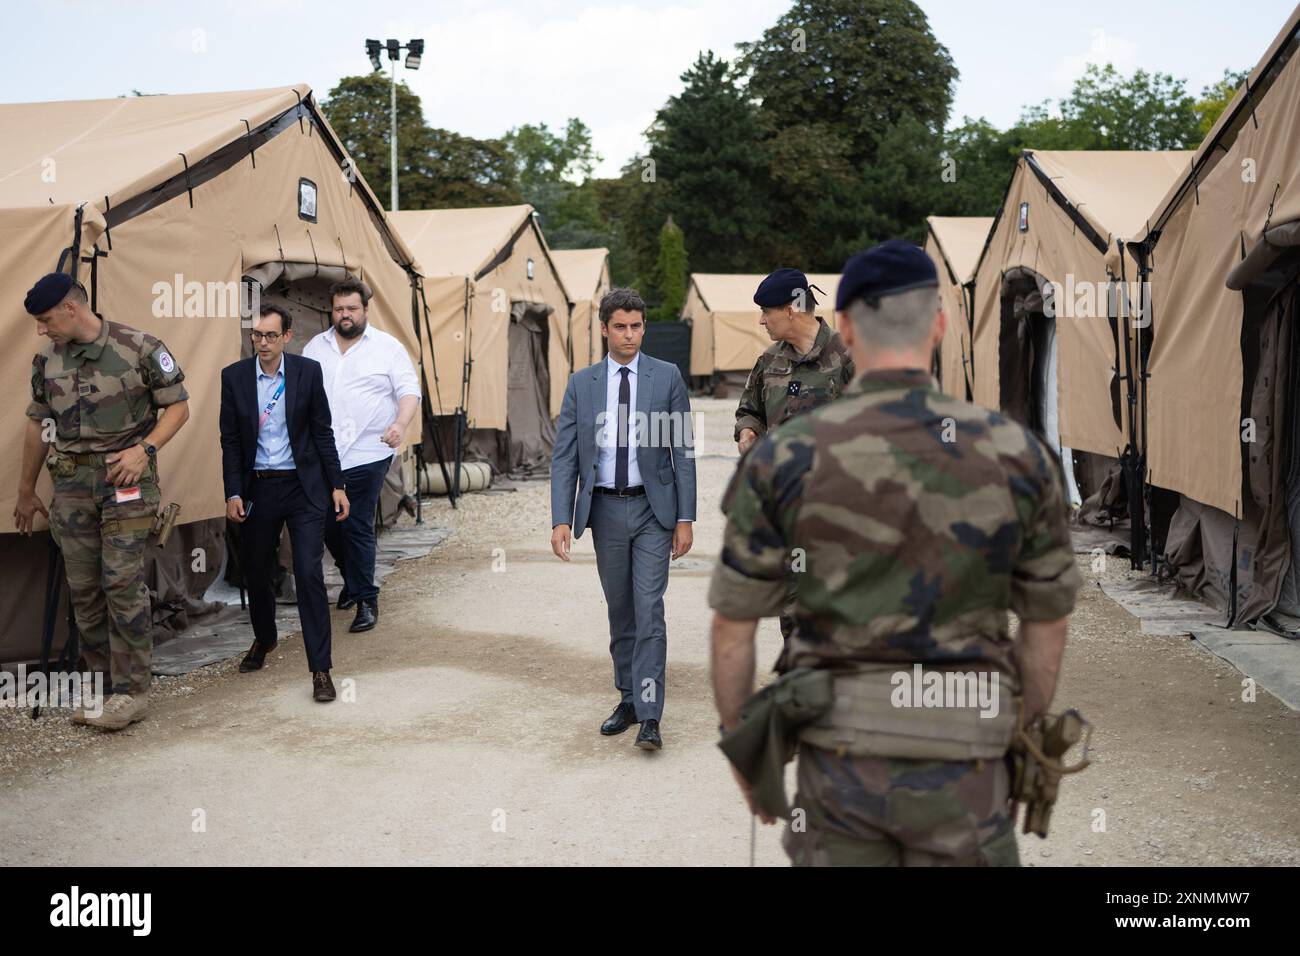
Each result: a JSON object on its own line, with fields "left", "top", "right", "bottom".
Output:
{"left": 301, "top": 324, "right": 421, "bottom": 471}
{"left": 596, "top": 353, "right": 642, "bottom": 489}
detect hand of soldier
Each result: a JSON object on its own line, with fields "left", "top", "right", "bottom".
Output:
{"left": 730, "top": 763, "right": 776, "bottom": 825}
{"left": 737, "top": 427, "right": 758, "bottom": 456}
{"left": 106, "top": 445, "right": 148, "bottom": 487}
{"left": 672, "top": 521, "right": 693, "bottom": 559}
{"left": 551, "top": 524, "right": 572, "bottom": 562}
{"left": 332, "top": 490, "right": 350, "bottom": 522}
{"left": 226, "top": 497, "right": 246, "bottom": 523}
{"left": 13, "top": 490, "right": 50, "bottom": 536}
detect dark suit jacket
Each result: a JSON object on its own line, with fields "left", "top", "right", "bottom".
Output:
{"left": 219, "top": 353, "right": 343, "bottom": 510}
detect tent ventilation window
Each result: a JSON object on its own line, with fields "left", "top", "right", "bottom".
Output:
{"left": 298, "top": 178, "right": 318, "bottom": 222}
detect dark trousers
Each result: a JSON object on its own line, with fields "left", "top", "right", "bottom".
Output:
{"left": 325, "top": 456, "right": 390, "bottom": 605}
{"left": 241, "top": 475, "right": 332, "bottom": 672}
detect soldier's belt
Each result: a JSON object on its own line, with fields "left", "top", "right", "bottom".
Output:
{"left": 68, "top": 452, "right": 110, "bottom": 465}
{"left": 103, "top": 515, "right": 157, "bottom": 535}
{"left": 63, "top": 450, "right": 138, "bottom": 466}
{"left": 798, "top": 668, "right": 1018, "bottom": 761}
{"left": 103, "top": 503, "right": 181, "bottom": 545}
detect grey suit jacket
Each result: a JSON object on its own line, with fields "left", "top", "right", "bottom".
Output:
{"left": 550, "top": 353, "right": 697, "bottom": 537}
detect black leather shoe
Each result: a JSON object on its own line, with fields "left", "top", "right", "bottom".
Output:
{"left": 239, "top": 638, "right": 276, "bottom": 673}
{"left": 600, "top": 702, "right": 637, "bottom": 736}
{"left": 349, "top": 601, "right": 377, "bottom": 633}
{"left": 312, "top": 671, "right": 336, "bottom": 702}
{"left": 337, "top": 588, "right": 356, "bottom": 611}
{"left": 635, "top": 719, "right": 662, "bottom": 751}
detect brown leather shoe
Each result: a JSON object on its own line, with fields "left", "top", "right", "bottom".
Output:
{"left": 239, "top": 638, "right": 277, "bottom": 672}
{"left": 312, "top": 671, "right": 336, "bottom": 702}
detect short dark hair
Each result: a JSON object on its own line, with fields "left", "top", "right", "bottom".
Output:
{"left": 66, "top": 282, "right": 89, "bottom": 305}
{"left": 599, "top": 288, "right": 646, "bottom": 325}
{"left": 258, "top": 303, "right": 293, "bottom": 332}
{"left": 330, "top": 278, "right": 371, "bottom": 307}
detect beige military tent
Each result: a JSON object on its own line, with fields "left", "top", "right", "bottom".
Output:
{"left": 925, "top": 216, "right": 993, "bottom": 399}
{"left": 552, "top": 248, "right": 610, "bottom": 369}
{"left": 968, "top": 149, "right": 1190, "bottom": 515}
{"left": 391, "top": 206, "right": 571, "bottom": 477}
{"left": 0, "top": 84, "right": 428, "bottom": 667}
{"left": 1124, "top": 5, "right": 1300, "bottom": 625}
{"left": 682, "top": 273, "right": 841, "bottom": 392}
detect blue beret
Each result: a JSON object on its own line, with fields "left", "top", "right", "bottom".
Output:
{"left": 24, "top": 272, "right": 75, "bottom": 316}
{"left": 835, "top": 240, "right": 939, "bottom": 311}
{"left": 754, "top": 268, "right": 823, "bottom": 309}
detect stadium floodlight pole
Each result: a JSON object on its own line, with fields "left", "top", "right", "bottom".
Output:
{"left": 365, "top": 37, "right": 424, "bottom": 212}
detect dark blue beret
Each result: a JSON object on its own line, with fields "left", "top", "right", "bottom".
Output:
{"left": 753, "top": 268, "right": 823, "bottom": 309}
{"left": 835, "top": 240, "right": 938, "bottom": 311}
{"left": 24, "top": 272, "right": 75, "bottom": 316}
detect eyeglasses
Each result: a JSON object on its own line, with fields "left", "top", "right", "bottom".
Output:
{"left": 249, "top": 331, "right": 283, "bottom": 342}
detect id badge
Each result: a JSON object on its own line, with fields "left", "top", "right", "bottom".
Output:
{"left": 114, "top": 485, "right": 142, "bottom": 504}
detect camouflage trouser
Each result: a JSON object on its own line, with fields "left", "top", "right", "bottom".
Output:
{"left": 47, "top": 454, "right": 158, "bottom": 695}
{"left": 783, "top": 746, "right": 1020, "bottom": 867}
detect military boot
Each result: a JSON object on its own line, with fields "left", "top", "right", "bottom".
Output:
{"left": 83, "top": 690, "right": 149, "bottom": 732}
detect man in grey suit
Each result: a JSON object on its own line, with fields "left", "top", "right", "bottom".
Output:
{"left": 550, "top": 288, "right": 697, "bottom": 751}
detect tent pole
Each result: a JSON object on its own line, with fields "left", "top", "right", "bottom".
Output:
{"left": 413, "top": 278, "right": 455, "bottom": 509}
{"left": 962, "top": 280, "right": 977, "bottom": 401}
{"left": 1135, "top": 242, "right": 1158, "bottom": 577}
{"left": 1116, "top": 240, "right": 1144, "bottom": 569}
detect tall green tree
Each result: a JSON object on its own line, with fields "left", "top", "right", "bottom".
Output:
{"left": 739, "top": 0, "right": 957, "bottom": 167}
{"left": 649, "top": 52, "right": 772, "bottom": 273}
{"left": 648, "top": 217, "right": 688, "bottom": 321}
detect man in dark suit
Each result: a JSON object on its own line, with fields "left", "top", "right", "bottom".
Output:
{"left": 220, "top": 305, "right": 350, "bottom": 702}
{"left": 550, "top": 288, "right": 697, "bottom": 751}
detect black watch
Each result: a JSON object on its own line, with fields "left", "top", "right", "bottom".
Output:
{"left": 138, "top": 441, "right": 157, "bottom": 458}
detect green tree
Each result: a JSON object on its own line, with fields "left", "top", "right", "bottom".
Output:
{"left": 937, "top": 118, "right": 1024, "bottom": 217}
{"left": 739, "top": 0, "right": 957, "bottom": 167}
{"left": 322, "top": 73, "right": 518, "bottom": 209}
{"left": 501, "top": 119, "right": 618, "bottom": 252}
{"left": 648, "top": 217, "right": 688, "bottom": 321}
{"left": 1194, "top": 68, "right": 1248, "bottom": 138}
{"left": 853, "top": 114, "right": 946, "bottom": 250}
{"left": 1015, "top": 64, "right": 1200, "bottom": 150}
{"left": 322, "top": 73, "right": 425, "bottom": 207}
{"left": 595, "top": 161, "right": 670, "bottom": 289}
{"left": 649, "top": 52, "right": 772, "bottom": 273}
{"left": 502, "top": 119, "right": 599, "bottom": 195}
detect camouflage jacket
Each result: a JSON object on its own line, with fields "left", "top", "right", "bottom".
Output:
{"left": 28, "top": 318, "right": 188, "bottom": 454}
{"left": 733, "top": 318, "right": 854, "bottom": 442}
{"left": 710, "top": 368, "right": 1081, "bottom": 684}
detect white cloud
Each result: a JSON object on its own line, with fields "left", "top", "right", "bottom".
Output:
{"left": 1051, "top": 28, "right": 1140, "bottom": 95}
{"left": 391, "top": 1, "right": 787, "bottom": 177}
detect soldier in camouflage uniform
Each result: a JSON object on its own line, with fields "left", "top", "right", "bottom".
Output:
{"left": 709, "top": 242, "right": 1080, "bottom": 866}
{"left": 734, "top": 268, "right": 854, "bottom": 457}
{"left": 14, "top": 273, "right": 190, "bottom": 732}
{"left": 735, "top": 269, "right": 855, "bottom": 653}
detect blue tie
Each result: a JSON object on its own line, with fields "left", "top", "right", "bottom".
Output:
{"left": 616, "top": 366, "right": 630, "bottom": 491}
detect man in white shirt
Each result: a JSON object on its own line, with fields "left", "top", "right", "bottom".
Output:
{"left": 302, "top": 278, "right": 420, "bottom": 633}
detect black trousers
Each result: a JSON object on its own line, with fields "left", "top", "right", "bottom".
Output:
{"left": 240, "top": 475, "right": 331, "bottom": 672}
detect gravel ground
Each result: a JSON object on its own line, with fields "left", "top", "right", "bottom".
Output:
{"left": 2, "top": 397, "right": 1298, "bottom": 866}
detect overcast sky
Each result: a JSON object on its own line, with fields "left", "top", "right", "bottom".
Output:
{"left": 15, "top": 0, "right": 1297, "bottom": 177}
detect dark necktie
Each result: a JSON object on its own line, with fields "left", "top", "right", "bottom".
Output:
{"left": 616, "top": 366, "right": 630, "bottom": 491}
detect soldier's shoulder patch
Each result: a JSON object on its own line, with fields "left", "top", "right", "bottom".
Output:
{"left": 157, "top": 350, "right": 176, "bottom": 374}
